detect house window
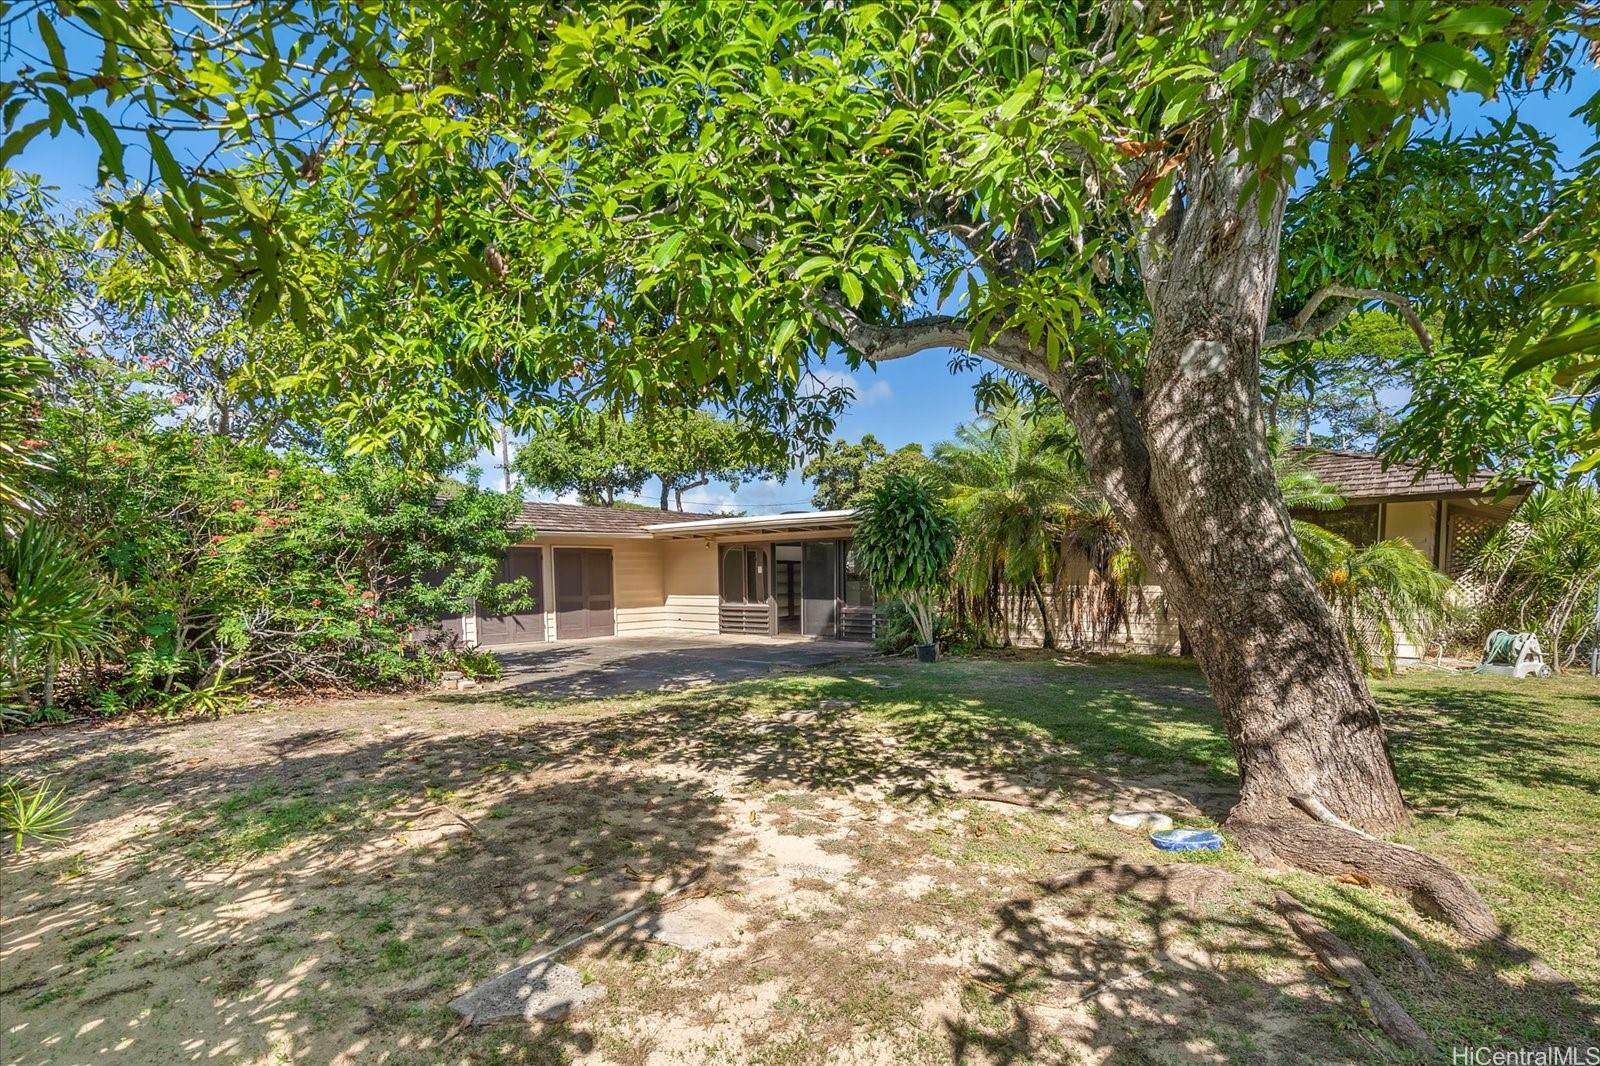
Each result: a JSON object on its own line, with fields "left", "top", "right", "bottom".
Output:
{"left": 1297, "top": 503, "right": 1380, "bottom": 547}
{"left": 720, "top": 545, "right": 768, "bottom": 603}
{"left": 843, "top": 542, "right": 876, "bottom": 608}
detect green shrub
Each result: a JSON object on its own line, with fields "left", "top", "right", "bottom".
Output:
{"left": 853, "top": 474, "right": 956, "bottom": 653}
{"left": 0, "top": 520, "right": 118, "bottom": 719}
{"left": 873, "top": 601, "right": 954, "bottom": 656}
{"left": 21, "top": 359, "right": 530, "bottom": 716}
{"left": 452, "top": 648, "right": 503, "bottom": 681}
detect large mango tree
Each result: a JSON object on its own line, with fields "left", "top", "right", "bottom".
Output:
{"left": 8, "top": 1, "right": 1597, "bottom": 946}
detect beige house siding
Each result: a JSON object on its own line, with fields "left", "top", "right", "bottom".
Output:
{"left": 1381, "top": 500, "right": 1439, "bottom": 565}
{"left": 661, "top": 539, "right": 720, "bottom": 633}
{"left": 459, "top": 534, "right": 676, "bottom": 644}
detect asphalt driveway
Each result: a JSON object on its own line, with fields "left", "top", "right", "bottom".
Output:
{"left": 486, "top": 634, "right": 876, "bottom": 699}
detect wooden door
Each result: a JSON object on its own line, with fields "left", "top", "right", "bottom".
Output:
{"left": 476, "top": 548, "right": 544, "bottom": 645}
{"left": 555, "top": 548, "right": 614, "bottom": 639}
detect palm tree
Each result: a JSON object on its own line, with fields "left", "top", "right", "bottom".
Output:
{"left": 1274, "top": 444, "right": 1455, "bottom": 673}
{"left": 933, "top": 404, "right": 1097, "bottom": 650}
{"left": 1294, "top": 524, "right": 1454, "bottom": 673}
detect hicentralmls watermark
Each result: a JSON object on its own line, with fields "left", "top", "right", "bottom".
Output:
{"left": 1450, "top": 1048, "right": 1600, "bottom": 1066}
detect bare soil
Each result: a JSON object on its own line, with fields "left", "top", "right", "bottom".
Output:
{"left": 1, "top": 659, "right": 1591, "bottom": 1063}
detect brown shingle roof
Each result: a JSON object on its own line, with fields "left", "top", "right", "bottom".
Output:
{"left": 1290, "top": 447, "right": 1512, "bottom": 501}
{"left": 510, "top": 500, "right": 722, "bottom": 535}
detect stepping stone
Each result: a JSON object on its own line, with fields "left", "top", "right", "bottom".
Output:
{"left": 448, "top": 959, "right": 607, "bottom": 1025}
{"left": 645, "top": 897, "right": 740, "bottom": 950}
{"left": 1108, "top": 810, "right": 1173, "bottom": 830}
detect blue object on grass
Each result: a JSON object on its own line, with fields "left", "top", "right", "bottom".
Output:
{"left": 1150, "top": 828, "right": 1223, "bottom": 852}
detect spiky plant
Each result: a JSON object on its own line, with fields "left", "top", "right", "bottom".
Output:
{"left": 0, "top": 521, "right": 117, "bottom": 716}
{"left": 0, "top": 776, "right": 77, "bottom": 853}
{"left": 852, "top": 473, "right": 956, "bottom": 654}
{"left": 933, "top": 405, "right": 1093, "bottom": 649}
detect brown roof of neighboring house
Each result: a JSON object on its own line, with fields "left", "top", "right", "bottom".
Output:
{"left": 1291, "top": 447, "right": 1515, "bottom": 501}
{"left": 511, "top": 500, "right": 723, "bottom": 535}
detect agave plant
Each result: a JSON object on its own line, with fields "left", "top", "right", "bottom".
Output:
{"left": 0, "top": 521, "right": 117, "bottom": 716}
{"left": 1, "top": 775, "right": 77, "bottom": 853}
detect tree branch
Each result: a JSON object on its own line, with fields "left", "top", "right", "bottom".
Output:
{"left": 727, "top": 229, "right": 1045, "bottom": 377}
{"left": 1264, "top": 285, "right": 1433, "bottom": 353}
{"left": 806, "top": 292, "right": 1047, "bottom": 380}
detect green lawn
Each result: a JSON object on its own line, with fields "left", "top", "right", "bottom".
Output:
{"left": 2, "top": 653, "right": 1595, "bottom": 1063}
{"left": 824, "top": 653, "right": 1600, "bottom": 986}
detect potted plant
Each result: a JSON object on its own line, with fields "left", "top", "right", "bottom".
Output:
{"left": 852, "top": 474, "right": 955, "bottom": 663}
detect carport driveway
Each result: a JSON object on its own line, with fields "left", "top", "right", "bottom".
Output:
{"left": 487, "top": 634, "right": 875, "bottom": 699}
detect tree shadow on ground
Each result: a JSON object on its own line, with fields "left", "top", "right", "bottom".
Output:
{"left": 1375, "top": 685, "right": 1600, "bottom": 816}
{"left": 1, "top": 721, "right": 741, "bottom": 1063}
{"left": 4, "top": 660, "right": 1596, "bottom": 1061}
{"left": 4, "top": 676, "right": 1074, "bottom": 1062}
{"left": 948, "top": 854, "right": 1363, "bottom": 1063}
{"left": 955, "top": 849, "right": 1600, "bottom": 1062}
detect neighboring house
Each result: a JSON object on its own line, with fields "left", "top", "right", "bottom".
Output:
{"left": 1051, "top": 447, "right": 1528, "bottom": 656}
{"left": 459, "top": 450, "right": 1522, "bottom": 654}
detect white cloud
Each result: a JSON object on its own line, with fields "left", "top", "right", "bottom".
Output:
{"left": 803, "top": 367, "right": 891, "bottom": 407}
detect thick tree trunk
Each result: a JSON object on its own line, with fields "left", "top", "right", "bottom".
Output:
{"left": 1051, "top": 130, "right": 1409, "bottom": 838}
{"left": 1027, "top": 115, "right": 1530, "bottom": 945}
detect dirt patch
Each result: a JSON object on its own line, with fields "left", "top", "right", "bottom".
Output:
{"left": 4, "top": 660, "right": 1588, "bottom": 1062}
{"left": 1041, "top": 861, "right": 1237, "bottom": 911}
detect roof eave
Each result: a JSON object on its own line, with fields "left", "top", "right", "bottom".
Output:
{"left": 645, "top": 509, "right": 859, "bottom": 538}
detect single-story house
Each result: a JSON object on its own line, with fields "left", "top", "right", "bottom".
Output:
{"left": 459, "top": 503, "right": 880, "bottom": 646}
{"left": 456, "top": 448, "right": 1524, "bottom": 655}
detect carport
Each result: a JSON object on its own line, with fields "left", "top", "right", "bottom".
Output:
{"left": 486, "top": 634, "right": 876, "bottom": 700}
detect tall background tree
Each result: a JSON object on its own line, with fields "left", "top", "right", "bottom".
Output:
{"left": 513, "top": 408, "right": 789, "bottom": 510}
{"left": 11, "top": 1, "right": 1598, "bottom": 940}
{"left": 804, "top": 434, "right": 931, "bottom": 509}
{"left": 1263, "top": 310, "right": 1417, "bottom": 448}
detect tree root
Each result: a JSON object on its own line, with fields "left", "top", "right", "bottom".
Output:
{"left": 1273, "top": 891, "right": 1433, "bottom": 1055}
{"left": 1229, "top": 817, "right": 1501, "bottom": 943}
{"left": 1230, "top": 815, "right": 1571, "bottom": 986}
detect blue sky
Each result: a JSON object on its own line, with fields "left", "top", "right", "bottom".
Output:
{"left": 8, "top": 29, "right": 1596, "bottom": 514}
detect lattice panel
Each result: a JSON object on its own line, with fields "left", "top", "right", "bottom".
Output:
{"left": 1446, "top": 509, "right": 1500, "bottom": 580}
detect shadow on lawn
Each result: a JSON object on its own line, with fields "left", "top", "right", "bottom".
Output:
{"left": 950, "top": 855, "right": 1350, "bottom": 1063}
{"left": 1, "top": 723, "right": 744, "bottom": 1062}
{"left": 4, "top": 677, "right": 1081, "bottom": 1063}
{"left": 5, "top": 661, "right": 1596, "bottom": 1062}
{"left": 956, "top": 850, "right": 1600, "bottom": 1063}
{"left": 1377, "top": 685, "right": 1600, "bottom": 815}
